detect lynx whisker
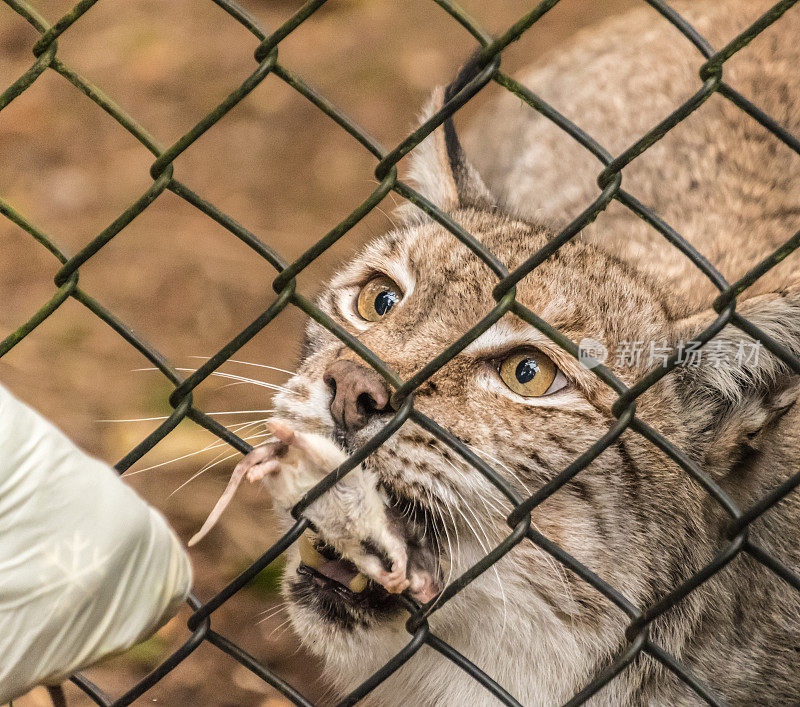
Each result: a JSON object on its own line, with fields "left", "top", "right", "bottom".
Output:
{"left": 168, "top": 431, "right": 275, "bottom": 496}
{"left": 121, "top": 417, "right": 271, "bottom": 477}
{"left": 190, "top": 370, "right": 292, "bottom": 394}
{"left": 450, "top": 481, "right": 508, "bottom": 641}
{"left": 265, "top": 615, "right": 295, "bottom": 641}
{"left": 463, "top": 447, "right": 576, "bottom": 617}
{"left": 131, "top": 366, "right": 292, "bottom": 394}
{"left": 256, "top": 601, "right": 289, "bottom": 625}
{"left": 98, "top": 409, "right": 275, "bottom": 423}
{"left": 470, "top": 445, "right": 534, "bottom": 498}
{"left": 256, "top": 599, "right": 288, "bottom": 617}
{"left": 124, "top": 438, "right": 232, "bottom": 476}
{"left": 169, "top": 451, "right": 243, "bottom": 497}
{"left": 188, "top": 356, "right": 295, "bottom": 377}
{"left": 424, "top": 484, "right": 458, "bottom": 613}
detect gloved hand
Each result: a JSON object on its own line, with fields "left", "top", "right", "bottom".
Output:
{"left": 0, "top": 384, "right": 192, "bottom": 703}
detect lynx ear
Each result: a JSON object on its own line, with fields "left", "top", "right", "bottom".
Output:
{"left": 398, "top": 81, "right": 494, "bottom": 223}
{"left": 672, "top": 289, "right": 800, "bottom": 476}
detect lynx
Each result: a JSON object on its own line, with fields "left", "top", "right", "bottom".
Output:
{"left": 243, "top": 1, "right": 800, "bottom": 703}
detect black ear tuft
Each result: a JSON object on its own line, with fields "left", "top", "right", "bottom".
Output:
{"left": 397, "top": 53, "right": 495, "bottom": 222}
{"left": 441, "top": 50, "right": 495, "bottom": 210}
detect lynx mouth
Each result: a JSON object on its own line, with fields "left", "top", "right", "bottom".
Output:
{"left": 289, "top": 482, "right": 442, "bottom": 628}
{"left": 297, "top": 534, "right": 370, "bottom": 593}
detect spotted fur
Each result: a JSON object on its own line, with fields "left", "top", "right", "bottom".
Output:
{"left": 270, "top": 1, "right": 800, "bottom": 704}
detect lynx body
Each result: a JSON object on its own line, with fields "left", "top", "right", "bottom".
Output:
{"left": 243, "top": 1, "right": 800, "bottom": 704}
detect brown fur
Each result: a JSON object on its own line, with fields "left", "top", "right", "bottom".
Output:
{"left": 270, "top": 2, "right": 800, "bottom": 704}
{"left": 468, "top": 0, "right": 800, "bottom": 309}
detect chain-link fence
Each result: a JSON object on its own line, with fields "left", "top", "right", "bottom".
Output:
{"left": 2, "top": 0, "right": 800, "bottom": 704}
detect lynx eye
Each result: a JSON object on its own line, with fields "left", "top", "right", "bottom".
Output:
{"left": 356, "top": 275, "right": 403, "bottom": 322}
{"left": 498, "top": 349, "right": 565, "bottom": 398}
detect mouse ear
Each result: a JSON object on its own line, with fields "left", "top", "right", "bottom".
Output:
{"left": 397, "top": 60, "right": 494, "bottom": 223}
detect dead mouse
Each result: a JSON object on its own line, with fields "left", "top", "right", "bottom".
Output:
{"left": 189, "top": 419, "right": 438, "bottom": 603}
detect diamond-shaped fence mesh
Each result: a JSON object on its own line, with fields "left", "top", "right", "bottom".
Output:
{"left": 2, "top": 0, "right": 800, "bottom": 705}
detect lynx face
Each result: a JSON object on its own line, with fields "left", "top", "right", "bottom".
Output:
{"left": 268, "top": 77, "right": 800, "bottom": 706}
{"left": 274, "top": 207, "right": 671, "bottom": 600}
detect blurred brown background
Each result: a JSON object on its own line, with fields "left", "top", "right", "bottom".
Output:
{"left": 1, "top": 0, "right": 634, "bottom": 704}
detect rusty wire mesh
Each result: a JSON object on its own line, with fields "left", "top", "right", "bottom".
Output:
{"left": 2, "top": 0, "right": 800, "bottom": 705}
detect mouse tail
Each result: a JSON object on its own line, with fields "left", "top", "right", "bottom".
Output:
{"left": 188, "top": 462, "right": 249, "bottom": 547}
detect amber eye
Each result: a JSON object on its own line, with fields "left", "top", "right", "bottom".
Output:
{"left": 356, "top": 275, "right": 403, "bottom": 322}
{"left": 498, "top": 349, "right": 560, "bottom": 397}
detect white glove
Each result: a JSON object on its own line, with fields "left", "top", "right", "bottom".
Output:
{"left": 0, "top": 384, "right": 192, "bottom": 702}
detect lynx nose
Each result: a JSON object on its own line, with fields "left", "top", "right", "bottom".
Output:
{"left": 323, "top": 359, "right": 390, "bottom": 433}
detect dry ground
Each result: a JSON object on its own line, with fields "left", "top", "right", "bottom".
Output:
{"left": 1, "top": 0, "right": 635, "bottom": 704}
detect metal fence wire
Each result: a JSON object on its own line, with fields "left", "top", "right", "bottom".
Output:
{"left": 2, "top": 0, "right": 800, "bottom": 704}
